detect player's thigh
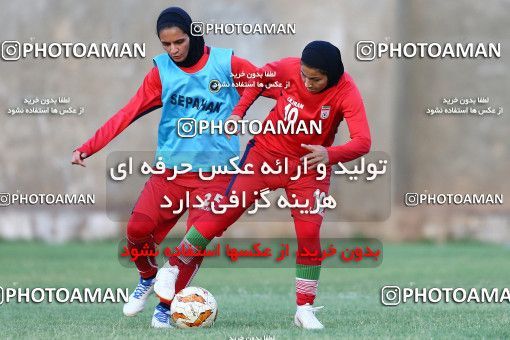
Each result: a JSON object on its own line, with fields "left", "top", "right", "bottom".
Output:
{"left": 188, "top": 172, "right": 270, "bottom": 238}
{"left": 186, "top": 175, "right": 232, "bottom": 230}
{"left": 284, "top": 173, "right": 332, "bottom": 225}
{"left": 132, "top": 173, "right": 189, "bottom": 243}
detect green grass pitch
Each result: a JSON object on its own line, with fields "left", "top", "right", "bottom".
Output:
{"left": 1, "top": 241, "right": 509, "bottom": 339}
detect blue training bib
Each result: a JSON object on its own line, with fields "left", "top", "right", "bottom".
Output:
{"left": 153, "top": 47, "right": 240, "bottom": 171}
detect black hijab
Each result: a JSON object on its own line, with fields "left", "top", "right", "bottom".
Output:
{"left": 301, "top": 41, "right": 344, "bottom": 89}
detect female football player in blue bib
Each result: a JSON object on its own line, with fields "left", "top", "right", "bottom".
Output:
{"left": 71, "top": 7, "right": 263, "bottom": 328}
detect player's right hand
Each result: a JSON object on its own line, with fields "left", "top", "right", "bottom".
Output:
{"left": 71, "top": 150, "right": 87, "bottom": 167}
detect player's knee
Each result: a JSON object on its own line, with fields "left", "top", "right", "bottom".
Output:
{"left": 193, "top": 217, "right": 231, "bottom": 240}
{"left": 126, "top": 212, "right": 156, "bottom": 241}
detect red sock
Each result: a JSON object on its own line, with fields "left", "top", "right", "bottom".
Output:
{"left": 174, "top": 256, "right": 204, "bottom": 294}
{"left": 296, "top": 279, "right": 319, "bottom": 305}
{"left": 159, "top": 256, "right": 204, "bottom": 304}
{"left": 294, "top": 219, "right": 321, "bottom": 306}
{"left": 296, "top": 294, "right": 316, "bottom": 306}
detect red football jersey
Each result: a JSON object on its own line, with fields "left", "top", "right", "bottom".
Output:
{"left": 232, "top": 57, "right": 371, "bottom": 164}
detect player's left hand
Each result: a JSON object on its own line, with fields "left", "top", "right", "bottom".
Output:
{"left": 300, "top": 144, "right": 329, "bottom": 170}
{"left": 225, "top": 114, "right": 242, "bottom": 140}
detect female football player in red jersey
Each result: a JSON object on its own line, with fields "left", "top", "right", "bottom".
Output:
{"left": 71, "top": 6, "right": 264, "bottom": 328}
{"left": 155, "top": 40, "right": 371, "bottom": 329}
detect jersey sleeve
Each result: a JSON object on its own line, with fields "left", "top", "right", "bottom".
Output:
{"left": 230, "top": 55, "right": 258, "bottom": 97}
{"left": 230, "top": 59, "right": 286, "bottom": 118}
{"left": 75, "top": 67, "right": 163, "bottom": 158}
{"left": 326, "top": 83, "right": 371, "bottom": 164}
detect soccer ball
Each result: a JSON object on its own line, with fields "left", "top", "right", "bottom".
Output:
{"left": 170, "top": 287, "right": 218, "bottom": 328}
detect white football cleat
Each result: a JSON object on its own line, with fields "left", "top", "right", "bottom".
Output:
{"left": 294, "top": 303, "right": 324, "bottom": 330}
{"left": 123, "top": 277, "right": 155, "bottom": 316}
{"left": 154, "top": 262, "right": 179, "bottom": 301}
{"left": 151, "top": 303, "right": 174, "bottom": 328}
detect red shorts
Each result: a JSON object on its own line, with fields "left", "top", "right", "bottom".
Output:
{"left": 196, "top": 141, "right": 332, "bottom": 239}
{"left": 132, "top": 170, "right": 231, "bottom": 243}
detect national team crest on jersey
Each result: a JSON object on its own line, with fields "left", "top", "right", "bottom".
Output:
{"left": 320, "top": 106, "right": 331, "bottom": 119}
